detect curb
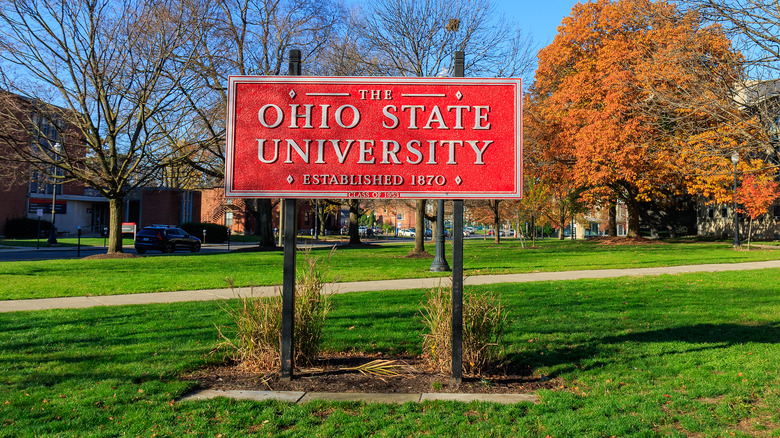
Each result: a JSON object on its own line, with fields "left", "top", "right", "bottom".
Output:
{"left": 178, "top": 389, "right": 538, "bottom": 405}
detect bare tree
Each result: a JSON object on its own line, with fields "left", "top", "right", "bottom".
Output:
{"left": 356, "top": 0, "right": 535, "bottom": 254}
{"left": 359, "top": 0, "right": 534, "bottom": 78}
{"left": 0, "top": 0, "right": 200, "bottom": 253}
{"left": 182, "top": 0, "right": 343, "bottom": 248}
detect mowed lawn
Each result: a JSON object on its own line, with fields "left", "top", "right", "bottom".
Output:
{"left": 2, "top": 239, "right": 780, "bottom": 300}
{"left": 1, "top": 266, "right": 779, "bottom": 437}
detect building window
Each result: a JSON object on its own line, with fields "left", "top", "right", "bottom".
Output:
{"left": 225, "top": 211, "right": 233, "bottom": 227}
{"left": 774, "top": 205, "right": 780, "bottom": 218}
{"left": 397, "top": 213, "right": 404, "bottom": 220}
{"left": 707, "top": 208, "right": 714, "bottom": 219}
{"left": 721, "top": 208, "right": 728, "bottom": 218}
{"left": 32, "top": 112, "right": 63, "bottom": 144}
{"left": 29, "top": 169, "right": 62, "bottom": 195}
{"left": 180, "top": 192, "right": 193, "bottom": 224}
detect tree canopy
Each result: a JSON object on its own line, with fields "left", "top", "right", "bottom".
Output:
{"left": 0, "top": 0, "right": 200, "bottom": 252}
{"left": 526, "top": 0, "right": 743, "bottom": 236}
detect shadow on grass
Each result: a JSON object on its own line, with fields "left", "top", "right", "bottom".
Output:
{"left": 0, "top": 302, "right": 223, "bottom": 389}
{"left": 508, "top": 322, "right": 780, "bottom": 376}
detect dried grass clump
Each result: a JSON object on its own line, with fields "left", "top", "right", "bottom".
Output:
{"left": 421, "top": 284, "right": 509, "bottom": 375}
{"left": 216, "top": 249, "right": 333, "bottom": 371}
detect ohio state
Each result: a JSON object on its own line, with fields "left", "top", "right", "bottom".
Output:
{"left": 256, "top": 138, "right": 492, "bottom": 165}
{"left": 257, "top": 103, "right": 492, "bottom": 131}
{"left": 303, "top": 174, "right": 404, "bottom": 186}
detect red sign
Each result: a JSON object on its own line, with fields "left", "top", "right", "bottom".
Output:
{"left": 225, "top": 77, "right": 522, "bottom": 199}
{"left": 121, "top": 222, "right": 136, "bottom": 234}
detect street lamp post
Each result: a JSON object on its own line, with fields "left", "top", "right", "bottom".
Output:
{"left": 47, "top": 142, "right": 61, "bottom": 246}
{"left": 732, "top": 152, "right": 740, "bottom": 248}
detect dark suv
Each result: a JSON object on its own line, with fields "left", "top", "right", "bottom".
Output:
{"left": 134, "top": 226, "right": 201, "bottom": 254}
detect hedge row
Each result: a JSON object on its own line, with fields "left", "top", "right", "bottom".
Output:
{"left": 3, "top": 217, "right": 53, "bottom": 239}
{"left": 181, "top": 222, "right": 229, "bottom": 243}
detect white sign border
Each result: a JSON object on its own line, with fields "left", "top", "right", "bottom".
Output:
{"left": 225, "top": 76, "right": 523, "bottom": 199}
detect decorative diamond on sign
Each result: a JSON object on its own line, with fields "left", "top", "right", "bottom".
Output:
{"left": 287, "top": 175, "right": 294, "bottom": 184}
{"left": 289, "top": 89, "right": 296, "bottom": 99}
{"left": 455, "top": 176, "right": 462, "bottom": 185}
{"left": 456, "top": 90, "right": 463, "bottom": 100}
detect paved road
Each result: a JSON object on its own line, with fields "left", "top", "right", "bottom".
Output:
{"left": 3, "top": 259, "right": 780, "bottom": 313}
{"left": 0, "top": 234, "right": 474, "bottom": 262}
{"left": 0, "top": 243, "right": 254, "bottom": 262}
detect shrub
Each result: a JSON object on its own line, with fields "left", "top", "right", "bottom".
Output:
{"left": 3, "top": 217, "right": 52, "bottom": 239}
{"left": 181, "top": 222, "right": 228, "bottom": 243}
{"left": 421, "top": 285, "right": 509, "bottom": 375}
{"left": 216, "top": 249, "right": 333, "bottom": 370}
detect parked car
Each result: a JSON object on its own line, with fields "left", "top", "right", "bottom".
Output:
{"left": 134, "top": 226, "right": 201, "bottom": 254}
{"left": 399, "top": 228, "right": 416, "bottom": 237}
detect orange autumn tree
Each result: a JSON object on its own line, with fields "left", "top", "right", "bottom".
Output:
{"left": 523, "top": 91, "right": 588, "bottom": 240}
{"left": 527, "top": 0, "right": 740, "bottom": 237}
{"left": 736, "top": 173, "right": 780, "bottom": 248}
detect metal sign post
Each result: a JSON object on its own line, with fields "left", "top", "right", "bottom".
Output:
{"left": 451, "top": 51, "right": 465, "bottom": 384}
{"left": 452, "top": 198, "right": 464, "bottom": 384}
{"left": 280, "top": 49, "right": 301, "bottom": 380}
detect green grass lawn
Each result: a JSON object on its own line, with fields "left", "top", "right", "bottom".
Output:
{"left": 1, "top": 269, "right": 779, "bottom": 436}
{"left": 2, "top": 239, "right": 780, "bottom": 300}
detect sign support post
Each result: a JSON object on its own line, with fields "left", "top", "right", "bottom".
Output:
{"left": 280, "top": 198, "right": 297, "bottom": 379}
{"left": 451, "top": 51, "right": 465, "bottom": 385}
{"left": 452, "top": 198, "right": 464, "bottom": 384}
{"left": 280, "top": 49, "right": 302, "bottom": 380}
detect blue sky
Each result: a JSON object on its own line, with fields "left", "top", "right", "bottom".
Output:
{"left": 492, "top": 0, "right": 579, "bottom": 47}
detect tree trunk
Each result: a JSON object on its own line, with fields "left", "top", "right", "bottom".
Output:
{"left": 558, "top": 209, "right": 566, "bottom": 240}
{"left": 490, "top": 200, "right": 501, "bottom": 244}
{"left": 257, "top": 199, "right": 276, "bottom": 248}
{"left": 530, "top": 214, "right": 536, "bottom": 247}
{"left": 317, "top": 202, "right": 329, "bottom": 237}
{"left": 247, "top": 199, "right": 276, "bottom": 249}
{"left": 625, "top": 198, "right": 641, "bottom": 238}
{"left": 608, "top": 201, "right": 617, "bottom": 236}
{"left": 348, "top": 199, "right": 361, "bottom": 245}
{"left": 413, "top": 199, "right": 426, "bottom": 253}
{"left": 108, "top": 197, "right": 124, "bottom": 254}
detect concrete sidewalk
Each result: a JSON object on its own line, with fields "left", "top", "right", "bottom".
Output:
{"left": 3, "top": 260, "right": 779, "bottom": 313}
